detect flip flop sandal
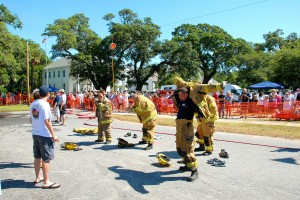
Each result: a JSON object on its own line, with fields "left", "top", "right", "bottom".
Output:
{"left": 42, "top": 183, "right": 61, "bottom": 189}
{"left": 33, "top": 179, "right": 44, "bottom": 184}
{"left": 212, "top": 160, "right": 226, "bottom": 167}
{"left": 124, "top": 132, "right": 131, "bottom": 137}
{"left": 133, "top": 134, "right": 138, "bottom": 138}
{"left": 207, "top": 158, "right": 219, "bottom": 164}
{"left": 74, "top": 147, "right": 83, "bottom": 151}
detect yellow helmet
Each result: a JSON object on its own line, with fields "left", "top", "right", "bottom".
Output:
{"left": 157, "top": 153, "right": 171, "bottom": 167}
{"left": 64, "top": 142, "right": 78, "bottom": 150}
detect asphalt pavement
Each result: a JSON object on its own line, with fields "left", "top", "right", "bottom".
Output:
{"left": 0, "top": 110, "right": 300, "bottom": 200}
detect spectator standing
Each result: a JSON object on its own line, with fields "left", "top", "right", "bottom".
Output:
{"left": 218, "top": 91, "right": 225, "bottom": 118}
{"left": 59, "top": 89, "right": 67, "bottom": 125}
{"left": 269, "top": 89, "right": 278, "bottom": 111}
{"left": 263, "top": 95, "right": 270, "bottom": 117}
{"left": 52, "top": 91, "right": 62, "bottom": 123}
{"left": 225, "top": 91, "right": 233, "bottom": 118}
{"left": 283, "top": 92, "right": 292, "bottom": 113}
{"left": 257, "top": 92, "right": 264, "bottom": 117}
{"left": 239, "top": 88, "right": 251, "bottom": 119}
{"left": 30, "top": 85, "right": 60, "bottom": 189}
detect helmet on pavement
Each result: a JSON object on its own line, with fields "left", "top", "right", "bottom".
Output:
{"left": 64, "top": 142, "right": 78, "bottom": 150}
{"left": 157, "top": 153, "right": 171, "bottom": 167}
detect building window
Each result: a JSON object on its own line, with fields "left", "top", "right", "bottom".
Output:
{"left": 49, "top": 71, "right": 51, "bottom": 78}
{"left": 58, "top": 70, "right": 60, "bottom": 77}
{"left": 44, "top": 72, "right": 46, "bottom": 79}
{"left": 63, "top": 83, "right": 65, "bottom": 90}
{"left": 53, "top": 71, "right": 55, "bottom": 78}
{"left": 63, "top": 70, "right": 65, "bottom": 77}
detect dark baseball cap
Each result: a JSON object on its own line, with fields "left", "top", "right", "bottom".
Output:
{"left": 39, "top": 85, "right": 49, "bottom": 97}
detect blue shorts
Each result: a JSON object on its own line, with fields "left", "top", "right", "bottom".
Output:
{"left": 33, "top": 135, "right": 54, "bottom": 162}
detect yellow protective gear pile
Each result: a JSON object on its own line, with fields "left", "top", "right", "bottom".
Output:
{"left": 157, "top": 153, "right": 172, "bottom": 167}
{"left": 73, "top": 128, "right": 98, "bottom": 135}
{"left": 62, "top": 142, "right": 79, "bottom": 150}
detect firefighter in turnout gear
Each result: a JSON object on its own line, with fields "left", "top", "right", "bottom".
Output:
{"left": 131, "top": 92, "right": 157, "bottom": 150}
{"left": 173, "top": 77, "right": 224, "bottom": 155}
{"left": 172, "top": 87, "right": 202, "bottom": 182}
{"left": 195, "top": 95, "right": 219, "bottom": 154}
{"left": 95, "top": 92, "right": 113, "bottom": 144}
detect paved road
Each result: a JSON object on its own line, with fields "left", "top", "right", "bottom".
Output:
{"left": 0, "top": 111, "right": 300, "bottom": 200}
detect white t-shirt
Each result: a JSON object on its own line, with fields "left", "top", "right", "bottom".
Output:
{"left": 30, "top": 99, "right": 52, "bottom": 137}
{"left": 62, "top": 93, "right": 67, "bottom": 104}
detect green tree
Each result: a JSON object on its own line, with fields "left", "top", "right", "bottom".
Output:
{"left": 164, "top": 23, "right": 244, "bottom": 84}
{"left": 0, "top": 4, "right": 22, "bottom": 29}
{"left": 104, "top": 9, "right": 162, "bottom": 91}
{"left": 271, "top": 41, "right": 300, "bottom": 88}
{"left": 235, "top": 50, "right": 271, "bottom": 88}
{"left": 44, "top": 13, "right": 125, "bottom": 90}
{"left": 263, "top": 29, "right": 284, "bottom": 52}
{"left": 0, "top": 24, "right": 25, "bottom": 91}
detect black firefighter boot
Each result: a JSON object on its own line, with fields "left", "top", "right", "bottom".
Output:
{"left": 194, "top": 144, "right": 205, "bottom": 152}
{"left": 179, "top": 164, "right": 191, "bottom": 171}
{"left": 144, "top": 143, "right": 153, "bottom": 150}
{"left": 187, "top": 169, "right": 199, "bottom": 182}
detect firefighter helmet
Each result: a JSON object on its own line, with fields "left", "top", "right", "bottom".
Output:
{"left": 64, "top": 142, "right": 78, "bottom": 150}
{"left": 157, "top": 153, "right": 171, "bottom": 167}
{"left": 117, "top": 138, "right": 135, "bottom": 148}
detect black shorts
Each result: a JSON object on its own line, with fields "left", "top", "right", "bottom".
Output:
{"left": 33, "top": 135, "right": 54, "bottom": 162}
{"left": 60, "top": 104, "right": 66, "bottom": 114}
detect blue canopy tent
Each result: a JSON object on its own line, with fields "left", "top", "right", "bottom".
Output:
{"left": 48, "top": 85, "right": 59, "bottom": 92}
{"left": 248, "top": 81, "right": 285, "bottom": 90}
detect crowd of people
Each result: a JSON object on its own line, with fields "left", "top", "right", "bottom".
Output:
{"left": 212, "top": 88, "right": 300, "bottom": 119}
{"left": 2, "top": 86, "right": 300, "bottom": 120}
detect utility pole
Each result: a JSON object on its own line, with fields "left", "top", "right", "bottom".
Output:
{"left": 109, "top": 38, "right": 116, "bottom": 92}
{"left": 26, "top": 42, "right": 31, "bottom": 105}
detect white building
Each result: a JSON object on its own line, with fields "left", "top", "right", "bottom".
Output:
{"left": 113, "top": 71, "right": 158, "bottom": 92}
{"left": 42, "top": 58, "right": 158, "bottom": 93}
{"left": 42, "top": 58, "right": 95, "bottom": 93}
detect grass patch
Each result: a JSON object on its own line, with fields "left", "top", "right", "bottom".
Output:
{"left": 112, "top": 114, "right": 300, "bottom": 140}
{"left": 0, "top": 105, "right": 30, "bottom": 112}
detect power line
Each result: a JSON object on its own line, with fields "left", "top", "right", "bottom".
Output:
{"left": 161, "top": 0, "right": 270, "bottom": 27}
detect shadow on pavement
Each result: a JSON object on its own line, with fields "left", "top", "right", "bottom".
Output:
{"left": 271, "top": 158, "right": 299, "bottom": 165}
{"left": 71, "top": 133, "right": 96, "bottom": 137}
{"left": 108, "top": 166, "right": 186, "bottom": 194}
{"left": 0, "top": 162, "right": 33, "bottom": 169}
{"left": 77, "top": 141, "right": 98, "bottom": 147}
{"left": 94, "top": 145, "right": 145, "bottom": 151}
{"left": 1, "top": 179, "right": 36, "bottom": 189}
{"left": 271, "top": 148, "right": 300, "bottom": 153}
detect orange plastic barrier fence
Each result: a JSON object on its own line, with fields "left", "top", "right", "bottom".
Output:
{"left": 217, "top": 102, "right": 300, "bottom": 120}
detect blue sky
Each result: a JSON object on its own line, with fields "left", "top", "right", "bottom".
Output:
{"left": 2, "top": 0, "right": 300, "bottom": 57}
